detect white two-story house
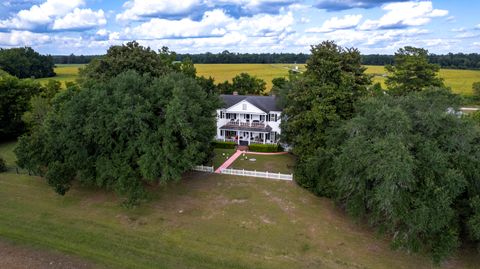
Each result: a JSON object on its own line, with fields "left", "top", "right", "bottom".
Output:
{"left": 216, "top": 94, "right": 282, "bottom": 145}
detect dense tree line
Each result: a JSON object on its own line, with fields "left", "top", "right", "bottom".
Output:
{"left": 52, "top": 54, "right": 99, "bottom": 64}
{"left": 53, "top": 50, "right": 480, "bottom": 70}
{"left": 176, "top": 51, "right": 310, "bottom": 64}
{"left": 0, "top": 47, "right": 55, "bottom": 78}
{"left": 279, "top": 42, "right": 480, "bottom": 262}
{"left": 15, "top": 41, "right": 219, "bottom": 205}
{"left": 362, "top": 53, "right": 480, "bottom": 69}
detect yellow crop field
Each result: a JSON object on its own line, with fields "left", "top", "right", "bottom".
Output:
{"left": 39, "top": 63, "right": 480, "bottom": 95}
{"left": 36, "top": 64, "right": 84, "bottom": 87}
{"left": 365, "top": 65, "right": 480, "bottom": 96}
{"left": 195, "top": 63, "right": 301, "bottom": 89}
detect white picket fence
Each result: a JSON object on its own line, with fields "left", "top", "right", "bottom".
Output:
{"left": 192, "top": 165, "right": 214, "bottom": 173}
{"left": 220, "top": 168, "right": 293, "bottom": 181}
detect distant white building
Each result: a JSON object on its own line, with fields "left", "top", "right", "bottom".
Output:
{"left": 216, "top": 94, "right": 282, "bottom": 145}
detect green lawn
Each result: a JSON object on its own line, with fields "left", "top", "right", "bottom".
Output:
{"left": 210, "top": 148, "right": 236, "bottom": 169}
{"left": 1, "top": 141, "right": 478, "bottom": 269}
{"left": 230, "top": 153, "right": 296, "bottom": 174}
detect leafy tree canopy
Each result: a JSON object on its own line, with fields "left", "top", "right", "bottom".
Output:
{"left": 386, "top": 46, "right": 444, "bottom": 95}
{"left": 281, "top": 40, "right": 372, "bottom": 158}
{"left": 218, "top": 73, "right": 266, "bottom": 95}
{"left": 0, "top": 47, "right": 55, "bottom": 79}
{"left": 324, "top": 88, "right": 480, "bottom": 262}
{"left": 0, "top": 72, "right": 44, "bottom": 139}
{"left": 78, "top": 41, "right": 183, "bottom": 83}
{"left": 15, "top": 71, "right": 218, "bottom": 204}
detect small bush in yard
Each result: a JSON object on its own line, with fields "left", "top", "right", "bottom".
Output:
{"left": 213, "top": 141, "right": 236, "bottom": 149}
{"left": 0, "top": 157, "right": 7, "bottom": 172}
{"left": 249, "top": 143, "right": 279, "bottom": 152}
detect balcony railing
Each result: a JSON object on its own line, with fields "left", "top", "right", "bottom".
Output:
{"left": 224, "top": 120, "right": 266, "bottom": 128}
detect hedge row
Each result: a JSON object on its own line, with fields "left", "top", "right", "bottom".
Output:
{"left": 249, "top": 143, "right": 281, "bottom": 152}
{"left": 213, "top": 141, "right": 236, "bottom": 149}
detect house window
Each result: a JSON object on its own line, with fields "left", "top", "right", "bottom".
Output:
{"left": 221, "top": 130, "right": 224, "bottom": 136}
{"left": 269, "top": 113, "right": 277, "bottom": 122}
{"left": 260, "top": 115, "right": 265, "bottom": 121}
{"left": 220, "top": 111, "right": 224, "bottom": 118}
{"left": 271, "top": 132, "right": 276, "bottom": 142}
{"left": 242, "top": 103, "right": 247, "bottom": 110}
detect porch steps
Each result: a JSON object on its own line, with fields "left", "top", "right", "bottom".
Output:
{"left": 237, "top": 145, "right": 249, "bottom": 151}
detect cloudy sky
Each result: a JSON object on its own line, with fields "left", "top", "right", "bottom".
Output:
{"left": 0, "top": 0, "right": 479, "bottom": 55}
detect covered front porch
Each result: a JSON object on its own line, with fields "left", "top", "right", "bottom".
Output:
{"left": 220, "top": 129, "right": 277, "bottom": 145}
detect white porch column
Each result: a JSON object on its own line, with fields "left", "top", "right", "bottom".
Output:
{"left": 237, "top": 131, "right": 240, "bottom": 145}
{"left": 263, "top": 133, "right": 266, "bottom": 144}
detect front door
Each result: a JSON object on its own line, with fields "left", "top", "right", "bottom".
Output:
{"left": 239, "top": 140, "right": 249, "bottom": 146}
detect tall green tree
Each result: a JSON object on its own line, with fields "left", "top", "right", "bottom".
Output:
{"left": 330, "top": 88, "right": 480, "bottom": 262}
{"left": 15, "top": 71, "right": 217, "bottom": 204}
{"left": 78, "top": 41, "right": 180, "bottom": 84}
{"left": 280, "top": 41, "right": 371, "bottom": 192}
{"left": 0, "top": 47, "right": 55, "bottom": 79}
{"left": 385, "top": 46, "right": 444, "bottom": 95}
{"left": 281, "top": 41, "right": 371, "bottom": 157}
{"left": 218, "top": 73, "right": 266, "bottom": 95}
{"left": 0, "top": 71, "right": 43, "bottom": 139}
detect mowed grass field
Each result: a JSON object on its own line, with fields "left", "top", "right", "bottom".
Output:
{"left": 42, "top": 63, "right": 480, "bottom": 96}
{"left": 0, "top": 141, "right": 479, "bottom": 269}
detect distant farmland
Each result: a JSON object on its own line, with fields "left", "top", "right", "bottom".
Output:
{"left": 43, "top": 63, "right": 480, "bottom": 95}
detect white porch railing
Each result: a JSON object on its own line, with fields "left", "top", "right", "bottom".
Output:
{"left": 192, "top": 165, "right": 214, "bottom": 172}
{"left": 225, "top": 121, "right": 266, "bottom": 128}
{"left": 220, "top": 168, "right": 293, "bottom": 181}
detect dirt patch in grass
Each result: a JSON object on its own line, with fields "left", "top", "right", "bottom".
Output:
{"left": 0, "top": 240, "right": 100, "bottom": 269}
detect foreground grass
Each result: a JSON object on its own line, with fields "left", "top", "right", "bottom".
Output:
{"left": 230, "top": 153, "right": 295, "bottom": 174}
{"left": 36, "top": 63, "right": 480, "bottom": 95}
{"left": 0, "top": 141, "right": 478, "bottom": 269}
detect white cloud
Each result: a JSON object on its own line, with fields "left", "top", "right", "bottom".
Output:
{"left": 116, "top": 0, "right": 202, "bottom": 21}
{"left": 476, "top": 24, "right": 480, "bottom": 30}
{"left": 0, "top": 0, "right": 105, "bottom": 31}
{"left": 123, "top": 9, "right": 232, "bottom": 39}
{"left": 451, "top": 27, "right": 465, "bottom": 32}
{"left": 455, "top": 32, "right": 479, "bottom": 39}
{"left": 122, "top": 9, "right": 294, "bottom": 40}
{"left": 359, "top": 1, "right": 448, "bottom": 30}
{"left": 306, "top": 14, "right": 362, "bottom": 33}
{"left": 52, "top": 8, "right": 106, "bottom": 30}
{"left": 0, "top": 30, "right": 50, "bottom": 46}
{"left": 117, "top": 0, "right": 296, "bottom": 21}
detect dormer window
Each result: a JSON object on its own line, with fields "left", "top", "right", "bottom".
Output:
{"left": 242, "top": 103, "right": 247, "bottom": 110}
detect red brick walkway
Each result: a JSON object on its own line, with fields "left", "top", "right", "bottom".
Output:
{"left": 214, "top": 150, "right": 244, "bottom": 173}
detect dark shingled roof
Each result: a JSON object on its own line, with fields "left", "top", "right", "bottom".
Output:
{"left": 219, "top": 94, "right": 282, "bottom": 113}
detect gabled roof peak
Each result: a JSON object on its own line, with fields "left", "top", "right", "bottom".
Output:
{"left": 219, "top": 94, "right": 282, "bottom": 113}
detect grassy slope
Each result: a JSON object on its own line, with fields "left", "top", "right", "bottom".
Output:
{"left": 230, "top": 153, "right": 296, "bottom": 174}
{"left": 0, "top": 141, "right": 478, "bottom": 269}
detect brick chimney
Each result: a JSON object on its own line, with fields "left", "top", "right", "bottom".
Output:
{"left": 233, "top": 91, "right": 238, "bottom": 95}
